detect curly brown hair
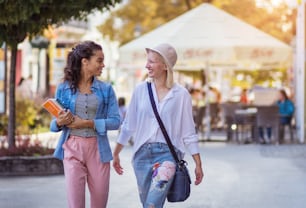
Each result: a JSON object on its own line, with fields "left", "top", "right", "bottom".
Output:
{"left": 63, "top": 41, "right": 102, "bottom": 93}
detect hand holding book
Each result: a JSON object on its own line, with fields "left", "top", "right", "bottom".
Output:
{"left": 42, "top": 98, "right": 75, "bottom": 128}
{"left": 57, "top": 110, "right": 75, "bottom": 127}
{"left": 42, "top": 98, "right": 65, "bottom": 118}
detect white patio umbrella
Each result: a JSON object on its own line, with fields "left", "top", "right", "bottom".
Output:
{"left": 118, "top": 3, "right": 292, "bottom": 71}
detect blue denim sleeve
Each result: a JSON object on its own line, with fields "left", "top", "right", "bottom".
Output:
{"left": 50, "top": 119, "right": 62, "bottom": 132}
{"left": 94, "top": 85, "right": 120, "bottom": 135}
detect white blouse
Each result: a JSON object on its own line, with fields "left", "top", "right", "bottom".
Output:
{"left": 117, "top": 81, "right": 200, "bottom": 157}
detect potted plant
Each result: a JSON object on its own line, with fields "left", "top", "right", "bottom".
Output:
{"left": 0, "top": 98, "right": 63, "bottom": 176}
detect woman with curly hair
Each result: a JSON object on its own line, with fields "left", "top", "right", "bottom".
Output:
{"left": 49, "top": 41, "right": 120, "bottom": 208}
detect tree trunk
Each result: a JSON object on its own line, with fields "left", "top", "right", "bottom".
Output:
{"left": 7, "top": 45, "right": 17, "bottom": 149}
{"left": 45, "top": 53, "right": 50, "bottom": 97}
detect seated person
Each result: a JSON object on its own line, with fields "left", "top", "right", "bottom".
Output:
{"left": 258, "top": 89, "right": 294, "bottom": 144}
{"left": 277, "top": 89, "right": 294, "bottom": 142}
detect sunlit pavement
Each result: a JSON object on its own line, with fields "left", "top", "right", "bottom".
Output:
{"left": 1, "top": 131, "right": 306, "bottom": 208}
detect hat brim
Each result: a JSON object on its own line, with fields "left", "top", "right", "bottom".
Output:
{"left": 145, "top": 47, "right": 172, "bottom": 70}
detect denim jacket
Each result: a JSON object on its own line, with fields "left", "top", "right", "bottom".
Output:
{"left": 50, "top": 78, "right": 120, "bottom": 162}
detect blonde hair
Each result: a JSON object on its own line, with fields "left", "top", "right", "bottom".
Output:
{"left": 153, "top": 51, "right": 174, "bottom": 88}
{"left": 165, "top": 66, "right": 174, "bottom": 88}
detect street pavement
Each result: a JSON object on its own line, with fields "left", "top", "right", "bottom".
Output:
{"left": 0, "top": 131, "right": 306, "bottom": 208}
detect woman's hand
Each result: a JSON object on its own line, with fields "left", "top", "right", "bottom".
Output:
{"left": 192, "top": 153, "right": 204, "bottom": 185}
{"left": 66, "top": 116, "right": 82, "bottom": 129}
{"left": 194, "top": 164, "right": 204, "bottom": 185}
{"left": 113, "top": 154, "right": 124, "bottom": 175}
{"left": 56, "top": 109, "right": 74, "bottom": 127}
{"left": 112, "top": 143, "right": 124, "bottom": 175}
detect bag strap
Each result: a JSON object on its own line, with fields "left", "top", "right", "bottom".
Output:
{"left": 147, "top": 82, "right": 183, "bottom": 165}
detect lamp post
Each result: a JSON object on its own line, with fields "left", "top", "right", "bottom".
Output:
{"left": 296, "top": 1, "right": 305, "bottom": 143}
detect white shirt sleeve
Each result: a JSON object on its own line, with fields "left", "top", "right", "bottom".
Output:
{"left": 179, "top": 89, "right": 200, "bottom": 155}
{"left": 117, "top": 89, "right": 138, "bottom": 145}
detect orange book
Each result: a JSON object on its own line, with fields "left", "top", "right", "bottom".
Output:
{"left": 42, "top": 98, "right": 64, "bottom": 118}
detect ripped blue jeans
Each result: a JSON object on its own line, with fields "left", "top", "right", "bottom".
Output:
{"left": 133, "top": 142, "right": 180, "bottom": 208}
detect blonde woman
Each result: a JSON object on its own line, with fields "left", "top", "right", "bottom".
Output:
{"left": 113, "top": 43, "right": 204, "bottom": 207}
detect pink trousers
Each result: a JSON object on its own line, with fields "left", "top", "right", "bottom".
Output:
{"left": 63, "top": 136, "right": 110, "bottom": 208}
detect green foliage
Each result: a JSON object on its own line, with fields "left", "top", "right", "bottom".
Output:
{"left": 0, "top": 114, "right": 8, "bottom": 135}
{"left": 0, "top": 0, "right": 122, "bottom": 46}
{"left": 0, "top": 96, "right": 53, "bottom": 153}
{"left": 231, "top": 68, "right": 288, "bottom": 89}
{"left": 0, "top": 97, "right": 50, "bottom": 136}
{"left": 15, "top": 98, "right": 39, "bottom": 135}
{"left": 214, "top": 0, "right": 296, "bottom": 44}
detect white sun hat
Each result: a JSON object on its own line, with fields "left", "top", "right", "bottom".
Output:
{"left": 145, "top": 43, "right": 177, "bottom": 88}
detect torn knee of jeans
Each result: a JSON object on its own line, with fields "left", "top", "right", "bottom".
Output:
{"left": 151, "top": 161, "right": 176, "bottom": 189}
{"left": 148, "top": 204, "right": 155, "bottom": 208}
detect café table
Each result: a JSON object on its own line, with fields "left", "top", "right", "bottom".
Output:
{"left": 234, "top": 107, "right": 258, "bottom": 143}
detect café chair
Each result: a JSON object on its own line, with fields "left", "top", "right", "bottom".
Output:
{"left": 220, "top": 102, "right": 243, "bottom": 142}
{"left": 194, "top": 106, "right": 206, "bottom": 133}
{"left": 279, "top": 115, "right": 295, "bottom": 143}
{"left": 256, "top": 106, "right": 279, "bottom": 144}
{"left": 234, "top": 107, "right": 257, "bottom": 144}
{"left": 209, "top": 103, "right": 220, "bottom": 130}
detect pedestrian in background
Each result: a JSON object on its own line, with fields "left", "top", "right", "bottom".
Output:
{"left": 49, "top": 41, "right": 120, "bottom": 208}
{"left": 118, "top": 97, "right": 127, "bottom": 124}
{"left": 240, "top": 88, "right": 249, "bottom": 105}
{"left": 17, "top": 75, "right": 34, "bottom": 99}
{"left": 112, "top": 43, "right": 204, "bottom": 208}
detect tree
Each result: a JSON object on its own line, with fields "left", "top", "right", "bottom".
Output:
{"left": 0, "top": 0, "right": 121, "bottom": 149}
{"left": 213, "top": 0, "right": 296, "bottom": 45}
{"left": 99, "top": 0, "right": 296, "bottom": 45}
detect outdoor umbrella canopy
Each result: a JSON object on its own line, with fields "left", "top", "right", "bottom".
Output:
{"left": 118, "top": 3, "right": 292, "bottom": 71}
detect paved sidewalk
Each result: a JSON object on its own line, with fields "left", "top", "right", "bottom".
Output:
{"left": 1, "top": 132, "right": 306, "bottom": 207}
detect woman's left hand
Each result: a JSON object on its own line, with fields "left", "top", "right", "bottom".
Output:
{"left": 66, "top": 116, "right": 81, "bottom": 129}
{"left": 192, "top": 153, "right": 204, "bottom": 185}
{"left": 194, "top": 165, "right": 204, "bottom": 185}
{"left": 57, "top": 110, "right": 74, "bottom": 126}
{"left": 113, "top": 154, "right": 124, "bottom": 175}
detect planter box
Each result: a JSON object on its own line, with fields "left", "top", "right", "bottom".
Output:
{"left": 0, "top": 155, "right": 64, "bottom": 176}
